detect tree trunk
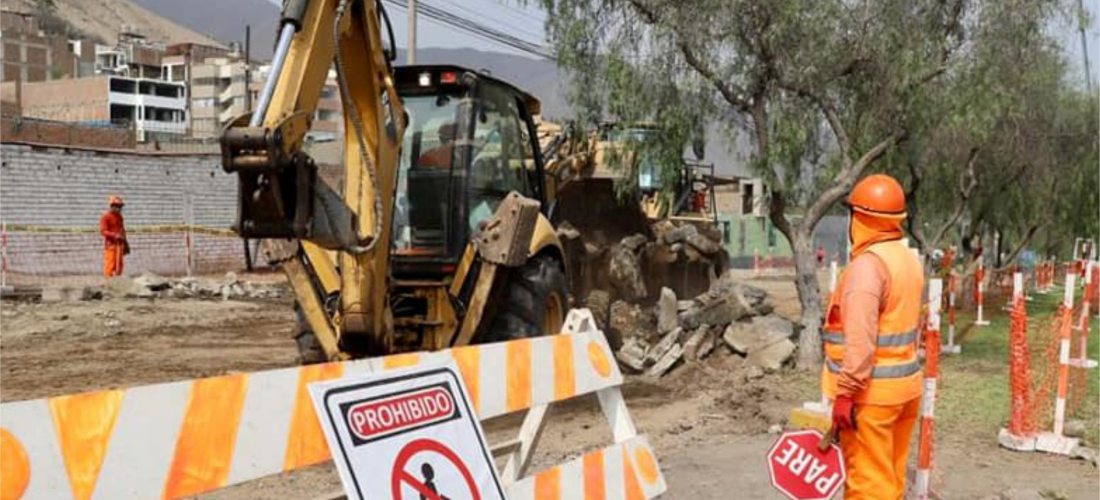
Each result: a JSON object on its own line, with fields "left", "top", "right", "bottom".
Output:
{"left": 791, "top": 226, "right": 824, "bottom": 369}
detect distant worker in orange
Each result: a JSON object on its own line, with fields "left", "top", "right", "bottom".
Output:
{"left": 100, "top": 196, "right": 128, "bottom": 277}
{"left": 821, "top": 174, "right": 924, "bottom": 500}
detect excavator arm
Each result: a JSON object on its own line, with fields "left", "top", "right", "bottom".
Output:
{"left": 222, "top": 0, "right": 405, "bottom": 356}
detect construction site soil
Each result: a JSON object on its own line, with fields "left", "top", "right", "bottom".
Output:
{"left": 2, "top": 270, "right": 1096, "bottom": 499}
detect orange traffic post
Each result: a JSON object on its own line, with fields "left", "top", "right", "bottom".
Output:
{"left": 1070, "top": 261, "right": 1098, "bottom": 369}
{"left": 916, "top": 278, "right": 943, "bottom": 499}
{"left": 1034, "top": 273, "right": 1083, "bottom": 455}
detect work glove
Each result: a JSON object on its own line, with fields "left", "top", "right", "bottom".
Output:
{"left": 831, "top": 395, "right": 856, "bottom": 433}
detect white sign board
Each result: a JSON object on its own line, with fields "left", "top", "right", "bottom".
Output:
{"left": 309, "top": 361, "right": 506, "bottom": 500}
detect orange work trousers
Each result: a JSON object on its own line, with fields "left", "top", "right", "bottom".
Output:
{"left": 103, "top": 242, "right": 125, "bottom": 277}
{"left": 839, "top": 397, "right": 920, "bottom": 500}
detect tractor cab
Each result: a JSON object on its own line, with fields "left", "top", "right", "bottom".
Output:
{"left": 391, "top": 65, "right": 548, "bottom": 279}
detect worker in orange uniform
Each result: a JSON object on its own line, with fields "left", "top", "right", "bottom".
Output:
{"left": 100, "top": 196, "right": 128, "bottom": 277}
{"left": 821, "top": 174, "right": 924, "bottom": 500}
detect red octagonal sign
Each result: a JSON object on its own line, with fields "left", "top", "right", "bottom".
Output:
{"left": 766, "top": 430, "right": 846, "bottom": 500}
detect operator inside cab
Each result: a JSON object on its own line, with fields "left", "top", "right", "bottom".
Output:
{"left": 823, "top": 174, "right": 925, "bottom": 500}
{"left": 415, "top": 123, "right": 456, "bottom": 169}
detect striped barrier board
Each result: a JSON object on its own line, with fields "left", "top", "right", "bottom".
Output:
{"left": 0, "top": 309, "right": 664, "bottom": 500}
{"left": 506, "top": 436, "right": 665, "bottom": 500}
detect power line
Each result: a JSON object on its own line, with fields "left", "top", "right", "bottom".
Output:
{"left": 382, "top": 0, "right": 555, "bottom": 60}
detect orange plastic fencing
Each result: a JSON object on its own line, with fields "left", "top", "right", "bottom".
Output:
{"left": 1007, "top": 293, "right": 1036, "bottom": 437}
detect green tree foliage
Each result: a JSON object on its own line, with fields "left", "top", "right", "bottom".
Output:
{"left": 891, "top": 0, "right": 1098, "bottom": 266}
{"left": 540, "top": 0, "right": 967, "bottom": 367}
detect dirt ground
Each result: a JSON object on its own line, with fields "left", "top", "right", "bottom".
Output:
{"left": 2, "top": 269, "right": 1097, "bottom": 499}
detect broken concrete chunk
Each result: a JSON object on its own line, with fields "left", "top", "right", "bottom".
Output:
{"left": 585, "top": 290, "right": 612, "bottom": 337}
{"left": 657, "top": 287, "right": 678, "bottom": 334}
{"left": 696, "top": 329, "right": 718, "bottom": 360}
{"left": 645, "top": 327, "right": 682, "bottom": 366}
{"left": 616, "top": 338, "right": 648, "bottom": 373}
{"left": 646, "top": 343, "right": 683, "bottom": 377}
{"left": 680, "top": 281, "right": 771, "bottom": 330}
{"left": 746, "top": 338, "right": 795, "bottom": 371}
{"left": 723, "top": 322, "right": 754, "bottom": 355}
{"left": 751, "top": 314, "right": 795, "bottom": 338}
{"left": 681, "top": 325, "right": 709, "bottom": 360}
{"left": 81, "top": 287, "right": 105, "bottom": 301}
{"left": 609, "top": 300, "right": 654, "bottom": 344}
{"left": 609, "top": 239, "right": 648, "bottom": 301}
{"left": 133, "top": 272, "right": 171, "bottom": 291}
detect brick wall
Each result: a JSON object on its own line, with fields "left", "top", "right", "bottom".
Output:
{"left": 0, "top": 144, "right": 248, "bottom": 276}
{"left": 1, "top": 115, "right": 136, "bottom": 149}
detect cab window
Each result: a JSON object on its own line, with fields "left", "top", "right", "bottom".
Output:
{"left": 467, "top": 84, "right": 529, "bottom": 231}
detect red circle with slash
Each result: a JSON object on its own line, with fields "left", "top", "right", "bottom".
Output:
{"left": 390, "top": 438, "right": 480, "bottom": 500}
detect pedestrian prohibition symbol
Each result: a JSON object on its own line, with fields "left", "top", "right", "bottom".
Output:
{"left": 309, "top": 361, "right": 506, "bottom": 500}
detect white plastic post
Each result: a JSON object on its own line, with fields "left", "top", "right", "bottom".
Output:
{"left": 1013, "top": 272, "right": 1024, "bottom": 301}
{"left": 975, "top": 261, "right": 990, "bottom": 326}
{"left": 828, "top": 260, "right": 838, "bottom": 293}
{"left": 944, "top": 281, "right": 960, "bottom": 354}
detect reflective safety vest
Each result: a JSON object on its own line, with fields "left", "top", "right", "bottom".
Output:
{"left": 821, "top": 240, "right": 924, "bottom": 406}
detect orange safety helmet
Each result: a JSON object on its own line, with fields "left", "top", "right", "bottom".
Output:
{"left": 846, "top": 174, "right": 906, "bottom": 219}
{"left": 108, "top": 196, "right": 125, "bottom": 207}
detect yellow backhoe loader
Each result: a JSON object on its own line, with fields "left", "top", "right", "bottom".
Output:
{"left": 221, "top": 0, "right": 567, "bottom": 362}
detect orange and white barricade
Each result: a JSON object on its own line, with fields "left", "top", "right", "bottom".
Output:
{"left": 1031, "top": 274, "right": 1080, "bottom": 455}
{"left": 916, "top": 278, "right": 943, "bottom": 499}
{"left": 0, "top": 309, "right": 666, "bottom": 500}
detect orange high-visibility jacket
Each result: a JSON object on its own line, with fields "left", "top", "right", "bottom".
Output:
{"left": 821, "top": 239, "right": 924, "bottom": 406}
{"left": 100, "top": 211, "right": 125, "bottom": 247}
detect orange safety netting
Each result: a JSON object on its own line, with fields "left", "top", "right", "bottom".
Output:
{"left": 1007, "top": 294, "right": 1036, "bottom": 437}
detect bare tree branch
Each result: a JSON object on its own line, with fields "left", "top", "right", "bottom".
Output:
{"left": 926, "top": 147, "right": 980, "bottom": 250}
{"left": 800, "top": 129, "right": 907, "bottom": 231}
{"left": 624, "top": 0, "right": 754, "bottom": 112}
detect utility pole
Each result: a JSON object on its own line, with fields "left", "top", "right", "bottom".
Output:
{"left": 407, "top": 0, "right": 417, "bottom": 64}
{"left": 245, "top": 25, "right": 252, "bottom": 112}
{"left": 1079, "top": 0, "right": 1093, "bottom": 93}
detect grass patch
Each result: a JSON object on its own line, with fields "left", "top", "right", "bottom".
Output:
{"left": 938, "top": 290, "right": 1099, "bottom": 446}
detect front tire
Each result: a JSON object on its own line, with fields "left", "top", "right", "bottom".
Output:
{"left": 484, "top": 254, "right": 568, "bottom": 342}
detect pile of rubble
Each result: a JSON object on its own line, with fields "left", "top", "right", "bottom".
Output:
{"left": 605, "top": 271, "right": 798, "bottom": 377}
{"left": 559, "top": 218, "right": 728, "bottom": 308}
{"left": 92, "top": 272, "right": 288, "bottom": 301}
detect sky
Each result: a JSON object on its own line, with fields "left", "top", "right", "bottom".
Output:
{"left": 265, "top": 0, "right": 1099, "bottom": 88}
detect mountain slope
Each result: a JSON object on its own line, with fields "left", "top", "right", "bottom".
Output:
{"left": 128, "top": 0, "right": 278, "bottom": 57}
{"left": 7, "top": 0, "right": 222, "bottom": 47}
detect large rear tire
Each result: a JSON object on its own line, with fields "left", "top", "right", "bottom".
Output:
{"left": 484, "top": 254, "right": 568, "bottom": 342}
